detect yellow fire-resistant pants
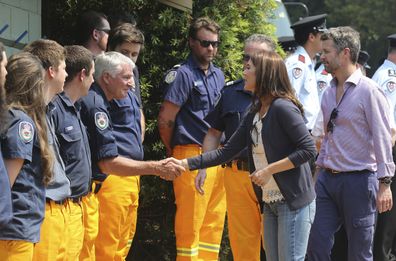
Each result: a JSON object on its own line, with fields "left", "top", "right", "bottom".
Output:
{"left": 95, "top": 175, "right": 140, "bottom": 261}
{"left": 65, "top": 200, "right": 84, "bottom": 261}
{"left": 32, "top": 200, "right": 70, "bottom": 261}
{"left": 0, "top": 240, "right": 34, "bottom": 261}
{"left": 224, "top": 165, "right": 262, "bottom": 261}
{"left": 80, "top": 191, "right": 99, "bottom": 261}
{"left": 173, "top": 144, "right": 226, "bottom": 261}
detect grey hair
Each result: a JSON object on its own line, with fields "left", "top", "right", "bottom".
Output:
{"left": 94, "top": 51, "right": 135, "bottom": 81}
{"left": 245, "top": 34, "right": 276, "bottom": 52}
{"left": 321, "top": 26, "right": 360, "bottom": 64}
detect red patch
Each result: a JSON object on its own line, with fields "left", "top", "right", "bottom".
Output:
{"left": 298, "top": 54, "right": 305, "bottom": 63}
{"left": 321, "top": 69, "right": 328, "bottom": 75}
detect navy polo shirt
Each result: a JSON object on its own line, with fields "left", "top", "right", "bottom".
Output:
{"left": 109, "top": 90, "right": 143, "bottom": 160}
{"left": 0, "top": 147, "right": 12, "bottom": 227}
{"left": 163, "top": 54, "right": 225, "bottom": 146}
{"left": 51, "top": 92, "right": 92, "bottom": 198}
{"left": 79, "top": 83, "right": 119, "bottom": 181}
{"left": 0, "top": 109, "right": 45, "bottom": 243}
{"left": 205, "top": 79, "right": 252, "bottom": 160}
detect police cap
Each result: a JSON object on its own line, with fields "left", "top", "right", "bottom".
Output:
{"left": 357, "top": 50, "right": 370, "bottom": 69}
{"left": 388, "top": 34, "right": 396, "bottom": 48}
{"left": 291, "top": 14, "right": 327, "bottom": 35}
{"left": 278, "top": 36, "right": 298, "bottom": 52}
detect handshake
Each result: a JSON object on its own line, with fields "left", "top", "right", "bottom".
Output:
{"left": 154, "top": 157, "right": 189, "bottom": 181}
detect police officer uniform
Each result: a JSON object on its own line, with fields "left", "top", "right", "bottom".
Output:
{"left": 0, "top": 109, "right": 45, "bottom": 260}
{"left": 278, "top": 36, "right": 298, "bottom": 56}
{"left": 163, "top": 54, "right": 226, "bottom": 260}
{"left": 0, "top": 147, "right": 12, "bottom": 228}
{"left": 33, "top": 103, "right": 72, "bottom": 261}
{"left": 51, "top": 92, "right": 92, "bottom": 260}
{"left": 79, "top": 82, "right": 119, "bottom": 261}
{"left": 372, "top": 34, "right": 396, "bottom": 261}
{"left": 315, "top": 64, "right": 332, "bottom": 102}
{"left": 93, "top": 89, "right": 143, "bottom": 261}
{"left": 285, "top": 14, "right": 327, "bottom": 130}
{"left": 205, "top": 79, "right": 262, "bottom": 261}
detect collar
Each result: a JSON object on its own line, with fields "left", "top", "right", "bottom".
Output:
{"left": 234, "top": 80, "right": 252, "bottom": 95}
{"left": 330, "top": 68, "right": 362, "bottom": 90}
{"left": 295, "top": 46, "right": 313, "bottom": 66}
{"left": 383, "top": 59, "right": 396, "bottom": 69}
{"left": 58, "top": 92, "right": 74, "bottom": 108}
{"left": 91, "top": 82, "right": 111, "bottom": 109}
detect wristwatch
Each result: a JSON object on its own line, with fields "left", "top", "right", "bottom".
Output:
{"left": 379, "top": 177, "right": 392, "bottom": 185}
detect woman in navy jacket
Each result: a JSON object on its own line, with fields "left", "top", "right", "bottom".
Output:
{"left": 180, "top": 51, "right": 316, "bottom": 261}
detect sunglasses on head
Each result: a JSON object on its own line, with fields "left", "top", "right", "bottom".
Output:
{"left": 193, "top": 38, "right": 220, "bottom": 48}
{"left": 326, "top": 108, "right": 338, "bottom": 133}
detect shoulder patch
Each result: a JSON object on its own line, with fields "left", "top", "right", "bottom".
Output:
{"left": 387, "top": 81, "right": 396, "bottom": 93}
{"left": 95, "top": 112, "right": 109, "bottom": 130}
{"left": 298, "top": 54, "right": 305, "bottom": 63}
{"left": 19, "top": 121, "right": 34, "bottom": 143}
{"left": 317, "top": 81, "right": 327, "bottom": 91}
{"left": 165, "top": 70, "right": 177, "bottom": 84}
{"left": 292, "top": 67, "right": 303, "bottom": 79}
{"left": 321, "top": 69, "right": 329, "bottom": 75}
{"left": 388, "top": 69, "right": 396, "bottom": 77}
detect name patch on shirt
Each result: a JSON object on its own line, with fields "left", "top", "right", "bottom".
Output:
{"left": 95, "top": 112, "right": 109, "bottom": 130}
{"left": 193, "top": 80, "right": 203, "bottom": 87}
{"left": 65, "top": 126, "right": 74, "bottom": 132}
{"left": 19, "top": 121, "right": 34, "bottom": 143}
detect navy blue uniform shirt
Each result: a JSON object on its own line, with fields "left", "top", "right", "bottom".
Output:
{"left": 0, "top": 109, "right": 45, "bottom": 242}
{"left": 0, "top": 147, "right": 12, "bottom": 227}
{"left": 163, "top": 54, "right": 225, "bottom": 146}
{"left": 109, "top": 90, "right": 143, "bottom": 160}
{"left": 79, "top": 83, "right": 119, "bottom": 181}
{"left": 52, "top": 92, "right": 92, "bottom": 198}
{"left": 205, "top": 79, "right": 252, "bottom": 160}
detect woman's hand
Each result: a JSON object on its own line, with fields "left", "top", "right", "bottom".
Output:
{"left": 250, "top": 167, "right": 272, "bottom": 187}
{"left": 195, "top": 169, "right": 207, "bottom": 195}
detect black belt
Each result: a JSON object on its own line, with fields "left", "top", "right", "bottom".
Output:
{"left": 324, "top": 168, "right": 369, "bottom": 174}
{"left": 222, "top": 160, "right": 249, "bottom": 171}
{"left": 46, "top": 198, "right": 68, "bottom": 205}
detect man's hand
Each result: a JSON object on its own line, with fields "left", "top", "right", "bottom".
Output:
{"left": 157, "top": 158, "right": 185, "bottom": 181}
{"left": 195, "top": 169, "right": 207, "bottom": 195}
{"left": 250, "top": 167, "right": 272, "bottom": 187}
{"left": 377, "top": 183, "right": 393, "bottom": 213}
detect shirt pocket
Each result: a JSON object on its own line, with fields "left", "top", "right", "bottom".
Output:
{"left": 60, "top": 131, "right": 83, "bottom": 162}
{"left": 191, "top": 83, "right": 209, "bottom": 113}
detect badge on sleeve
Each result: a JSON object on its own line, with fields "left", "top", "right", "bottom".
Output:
{"left": 317, "top": 81, "right": 327, "bottom": 91}
{"left": 165, "top": 70, "right": 177, "bottom": 84}
{"left": 387, "top": 81, "right": 396, "bottom": 93}
{"left": 95, "top": 112, "right": 109, "bottom": 130}
{"left": 19, "top": 121, "right": 34, "bottom": 143}
{"left": 292, "top": 67, "right": 303, "bottom": 79}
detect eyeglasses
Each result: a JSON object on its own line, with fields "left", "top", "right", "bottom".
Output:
{"left": 326, "top": 108, "right": 338, "bottom": 133}
{"left": 193, "top": 38, "right": 220, "bottom": 48}
{"left": 243, "top": 54, "right": 251, "bottom": 62}
{"left": 96, "top": 28, "right": 110, "bottom": 34}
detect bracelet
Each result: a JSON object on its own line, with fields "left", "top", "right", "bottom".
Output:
{"left": 379, "top": 177, "right": 392, "bottom": 185}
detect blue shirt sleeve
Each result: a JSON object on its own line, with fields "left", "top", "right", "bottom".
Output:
{"left": 164, "top": 69, "right": 191, "bottom": 107}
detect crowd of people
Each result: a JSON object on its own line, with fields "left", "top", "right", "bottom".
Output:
{"left": 0, "top": 9, "right": 396, "bottom": 261}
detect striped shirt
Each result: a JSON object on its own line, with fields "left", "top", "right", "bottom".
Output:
{"left": 316, "top": 69, "right": 395, "bottom": 178}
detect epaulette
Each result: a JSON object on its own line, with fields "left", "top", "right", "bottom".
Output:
{"left": 388, "top": 69, "right": 396, "bottom": 77}
{"left": 298, "top": 54, "right": 305, "bottom": 63}
{"left": 224, "top": 79, "right": 243, "bottom": 88}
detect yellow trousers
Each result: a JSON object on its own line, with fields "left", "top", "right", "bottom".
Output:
{"left": 80, "top": 192, "right": 99, "bottom": 261}
{"left": 95, "top": 175, "right": 140, "bottom": 261}
{"left": 224, "top": 166, "right": 261, "bottom": 261}
{"left": 0, "top": 240, "right": 34, "bottom": 261}
{"left": 173, "top": 145, "right": 226, "bottom": 261}
{"left": 65, "top": 201, "right": 84, "bottom": 261}
{"left": 32, "top": 200, "right": 70, "bottom": 261}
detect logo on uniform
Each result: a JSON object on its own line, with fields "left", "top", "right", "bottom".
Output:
{"left": 387, "top": 81, "right": 396, "bottom": 93}
{"left": 19, "top": 121, "right": 34, "bottom": 143}
{"left": 292, "top": 67, "right": 303, "bottom": 79}
{"left": 95, "top": 112, "right": 109, "bottom": 130}
{"left": 388, "top": 69, "right": 396, "bottom": 77}
{"left": 165, "top": 70, "right": 177, "bottom": 84}
{"left": 317, "top": 81, "right": 327, "bottom": 91}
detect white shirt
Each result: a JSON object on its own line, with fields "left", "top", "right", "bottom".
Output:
{"left": 315, "top": 64, "right": 332, "bottom": 102}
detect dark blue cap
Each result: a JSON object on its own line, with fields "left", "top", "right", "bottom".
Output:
{"left": 388, "top": 34, "right": 396, "bottom": 47}
{"left": 278, "top": 36, "right": 298, "bottom": 52}
{"left": 358, "top": 50, "right": 370, "bottom": 69}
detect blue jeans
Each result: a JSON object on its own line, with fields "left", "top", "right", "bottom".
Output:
{"left": 263, "top": 200, "right": 316, "bottom": 261}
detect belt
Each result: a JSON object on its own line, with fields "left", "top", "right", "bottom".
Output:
{"left": 46, "top": 198, "right": 68, "bottom": 205}
{"left": 223, "top": 160, "right": 249, "bottom": 172}
{"left": 70, "top": 196, "right": 83, "bottom": 204}
{"left": 324, "top": 168, "right": 369, "bottom": 175}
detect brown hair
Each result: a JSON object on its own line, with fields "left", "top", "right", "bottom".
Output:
{"left": 250, "top": 51, "right": 304, "bottom": 114}
{"left": 108, "top": 23, "right": 145, "bottom": 51}
{"left": 24, "top": 39, "right": 66, "bottom": 69}
{"left": 188, "top": 17, "right": 220, "bottom": 39}
{"left": 64, "top": 45, "right": 94, "bottom": 83}
{"left": 5, "top": 52, "right": 54, "bottom": 185}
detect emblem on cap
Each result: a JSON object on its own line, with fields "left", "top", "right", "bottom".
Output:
{"left": 165, "top": 70, "right": 177, "bottom": 84}
{"left": 387, "top": 81, "right": 396, "bottom": 93}
{"left": 293, "top": 67, "right": 303, "bottom": 79}
{"left": 95, "top": 112, "right": 109, "bottom": 130}
{"left": 19, "top": 121, "right": 34, "bottom": 143}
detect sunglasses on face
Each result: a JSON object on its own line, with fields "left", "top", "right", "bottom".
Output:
{"left": 96, "top": 28, "right": 110, "bottom": 34}
{"left": 326, "top": 108, "right": 338, "bottom": 133}
{"left": 243, "top": 54, "right": 251, "bottom": 62}
{"left": 193, "top": 38, "right": 220, "bottom": 48}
